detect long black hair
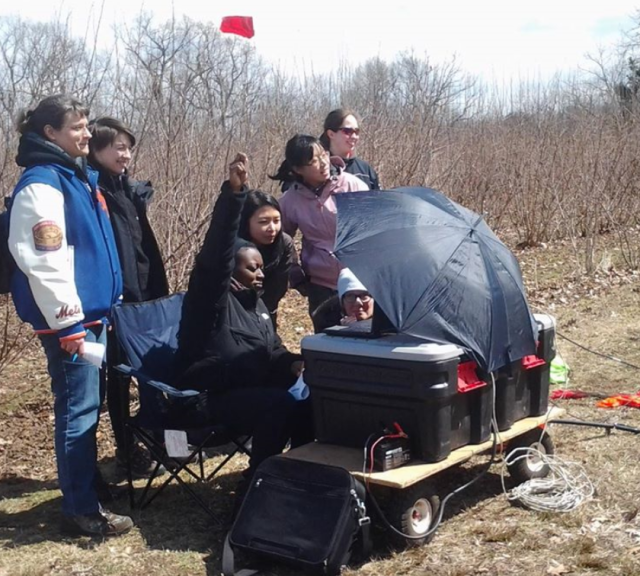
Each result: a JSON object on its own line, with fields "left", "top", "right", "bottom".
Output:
{"left": 269, "top": 134, "right": 323, "bottom": 184}
{"left": 239, "top": 190, "right": 282, "bottom": 243}
{"left": 238, "top": 190, "right": 285, "bottom": 271}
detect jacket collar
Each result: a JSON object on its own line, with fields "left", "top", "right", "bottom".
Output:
{"left": 17, "top": 132, "right": 96, "bottom": 188}
{"left": 232, "top": 286, "right": 261, "bottom": 309}
{"left": 290, "top": 156, "right": 347, "bottom": 199}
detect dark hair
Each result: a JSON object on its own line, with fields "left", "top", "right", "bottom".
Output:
{"left": 319, "top": 108, "right": 356, "bottom": 150}
{"left": 87, "top": 116, "right": 136, "bottom": 166}
{"left": 239, "top": 190, "right": 282, "bottom": 242}
{"left": 269, "top": 134, "right": 324, "bottom": 184}
{"left": 234, "top": 237, "right": 258, "bottom": 255}
{"left": 16, "top": 94, "right": 90, "bottom": 137}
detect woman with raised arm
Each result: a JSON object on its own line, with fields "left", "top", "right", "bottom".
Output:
{"left": 176, "top": 153, "right": 313, "bottom": 504}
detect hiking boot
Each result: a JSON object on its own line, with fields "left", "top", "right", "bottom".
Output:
{"left": 116, "top": 444, "right": 166, "bottom": 479}
{"left": 61, "top": 509, "right": 134, "bottom": 537}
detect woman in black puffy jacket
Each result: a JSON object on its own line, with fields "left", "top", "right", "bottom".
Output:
{"left": 176, "top": 153, "right": 313, "bottom": 483}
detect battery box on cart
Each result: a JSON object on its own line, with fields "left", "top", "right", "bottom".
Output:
{"left": 367, "top": 435, "right": 412, "bottom": 472}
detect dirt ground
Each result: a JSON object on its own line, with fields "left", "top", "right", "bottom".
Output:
{"left": 1, "top": 233, "right": 640, "bottom": 575}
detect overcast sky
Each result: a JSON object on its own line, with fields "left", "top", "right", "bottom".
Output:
{"left": 1, "top": 0, "right": 638, "bottom": 83}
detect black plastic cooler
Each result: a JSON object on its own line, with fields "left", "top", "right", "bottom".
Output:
{"left": 493, "top": 313, "right": 556, "bottom": 431}
{"left": 301, "top": 334, "right": 492, "bottom": 463}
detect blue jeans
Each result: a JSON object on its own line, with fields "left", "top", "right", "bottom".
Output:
{"left": 39, "top": 324, "right": 106, "bottom": 517}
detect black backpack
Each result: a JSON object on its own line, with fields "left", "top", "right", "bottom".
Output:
{"left": 222, "top": 456, "right": 371, "bottom": 576}
{"left": 0, "top": 196, "right": 14, "bottom": 295}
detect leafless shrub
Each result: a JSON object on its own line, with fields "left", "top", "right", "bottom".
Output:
{"left": 1, "top": 11, "right": 640, "bottom": 362}
{"left": 0, "top": 295, "right": 33, "bottom": 379}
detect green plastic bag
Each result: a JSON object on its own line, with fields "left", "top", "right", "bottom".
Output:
{"left": 550, "top": 354, "right": 570, "bottom": 385}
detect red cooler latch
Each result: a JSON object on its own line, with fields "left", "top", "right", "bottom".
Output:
{"left": 457, "top": 361, "right": 486, "bottom": 393}
{"left": 522, "top": 355, "right": 545, "bottom": 369}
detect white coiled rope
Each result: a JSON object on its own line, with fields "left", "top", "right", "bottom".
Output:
{"left": 501, "top": 447, "right": 595, "bottom": 512}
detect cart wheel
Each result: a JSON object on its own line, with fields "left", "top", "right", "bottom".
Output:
{"left": 506, "top": 429, "right": 555, "bottom": 484}
{"left": 387, "top": 483, "right": 440, "bottom": 547}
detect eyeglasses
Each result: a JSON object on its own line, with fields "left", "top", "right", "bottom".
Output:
{"left": 339, "top": 127, "right": 360, "bottom": 136}
{"left": 343, "top": 292, "right": 372, "bottom": 304}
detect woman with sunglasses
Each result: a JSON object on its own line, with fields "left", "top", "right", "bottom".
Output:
{"left": 270, "top": 134, "right": 368, "bottom": 330}
{"left": 319, "top": 109, "right": 380, "bottom": 190}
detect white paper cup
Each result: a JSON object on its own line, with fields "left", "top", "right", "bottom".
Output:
{"left": 82, "top": 341, "right": 106, "bottom": 368}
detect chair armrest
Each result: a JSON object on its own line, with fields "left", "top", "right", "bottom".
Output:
{"left": 114, "top": 364, "right": 200, "bottom": 398}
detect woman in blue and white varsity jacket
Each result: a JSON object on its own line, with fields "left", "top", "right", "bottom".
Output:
{"left": 7, "top": 95, "right": 132, "bottom": 538}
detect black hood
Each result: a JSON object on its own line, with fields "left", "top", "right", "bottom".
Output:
{"left": 16, "top": 132, "right": 88, "bottom": 177}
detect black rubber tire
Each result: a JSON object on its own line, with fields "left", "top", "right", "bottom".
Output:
{"left": 386, "top": 483, "right": 440, "bottom": 547}
{"left": 506, "top": 429, "right": 555, "bottom": 485}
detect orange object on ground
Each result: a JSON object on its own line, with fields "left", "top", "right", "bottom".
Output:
{"left": 596, "top": 394, "right": 640, "bottom": 409}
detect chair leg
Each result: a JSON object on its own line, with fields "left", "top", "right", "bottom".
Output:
{"left": 128, "top": 426, "right": 223, "bottom": 524}
{"left": 204, "top": 437, "right": 252, "bottom": 482}
{"left": 124, "top": 424, "right": 135, "bottom": 510}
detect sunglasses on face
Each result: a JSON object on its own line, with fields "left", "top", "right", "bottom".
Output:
{"left": 343, "top": 292, "right": 371, "bottom": 304}
{"left": 339, "top": 127, "right": 360, "bottom": 136}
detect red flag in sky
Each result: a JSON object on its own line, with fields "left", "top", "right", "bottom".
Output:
{"left": 220, "top": 16, "right": 255, "bottom": 39}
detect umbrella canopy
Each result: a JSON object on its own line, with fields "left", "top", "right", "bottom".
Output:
{"left": 334, "top": 187, "right": 538, "bottom": 373}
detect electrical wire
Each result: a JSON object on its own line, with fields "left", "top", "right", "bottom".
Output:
{"left": 361, "top": 373, "right": 500, "bottom": 541}
{"left": 497, "top": 389, "right": 595, "bottom": 513}
{"left": 556, "top": 331, "right": 640, "bottom": 371}
{"left": 500, "top": 448, "right": 595, "bottom": 512}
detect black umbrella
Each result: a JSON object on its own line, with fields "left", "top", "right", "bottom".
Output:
{"left": 334, "top": 186, "right": 538, "bottom": 373}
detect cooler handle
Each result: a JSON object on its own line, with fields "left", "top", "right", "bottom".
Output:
{"left": 522, "top": 355, "right": 545, "bottom": 369}
{"left": 457, "top": 361, "right": 486, "bottom": 393}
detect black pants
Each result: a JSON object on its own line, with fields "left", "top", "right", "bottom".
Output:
{"left": 106, "top": 329, "right": 130, "bottom": 452}
{"left": 207, "top": 387, "right": 314, "bottom": 478}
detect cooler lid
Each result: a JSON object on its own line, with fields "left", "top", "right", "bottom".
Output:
{"left": 301, "top": 333, "right": 463, "bottom": 362}
{"left": 533, "top": 313, "right": 556, "bottom": 330}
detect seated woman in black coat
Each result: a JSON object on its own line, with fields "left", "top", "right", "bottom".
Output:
{"left": 175, "top": 153, "right": 312, "bottom": 483}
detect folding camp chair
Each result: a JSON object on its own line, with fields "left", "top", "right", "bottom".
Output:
{"left": 111, "top": 292, "right": 250, "bottom": 524}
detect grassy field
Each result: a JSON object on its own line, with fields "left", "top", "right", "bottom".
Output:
{"left": 1, "top": 234, "right": 640, "bottom": 576}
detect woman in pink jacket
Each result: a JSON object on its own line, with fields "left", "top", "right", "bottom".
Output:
{"left": 270, "top": 134, "right": 368, "bottom": 330}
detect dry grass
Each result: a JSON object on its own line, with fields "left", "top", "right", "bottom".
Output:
{"left": 2, "top": 235, "right": 640, "bottom": 576}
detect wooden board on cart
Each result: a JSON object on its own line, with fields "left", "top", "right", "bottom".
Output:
{"left": 284, "top": 407, "right": 565, "bottom": 489}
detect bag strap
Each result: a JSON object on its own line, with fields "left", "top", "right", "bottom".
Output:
{"left": 222, "top": 533, "right": 261, "bottom": 576}
{"left": 353, "top": 483, "right": 372, "bottom": 558}
{"left": 325, "top": 484, "right": 372, "bottom": 576}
